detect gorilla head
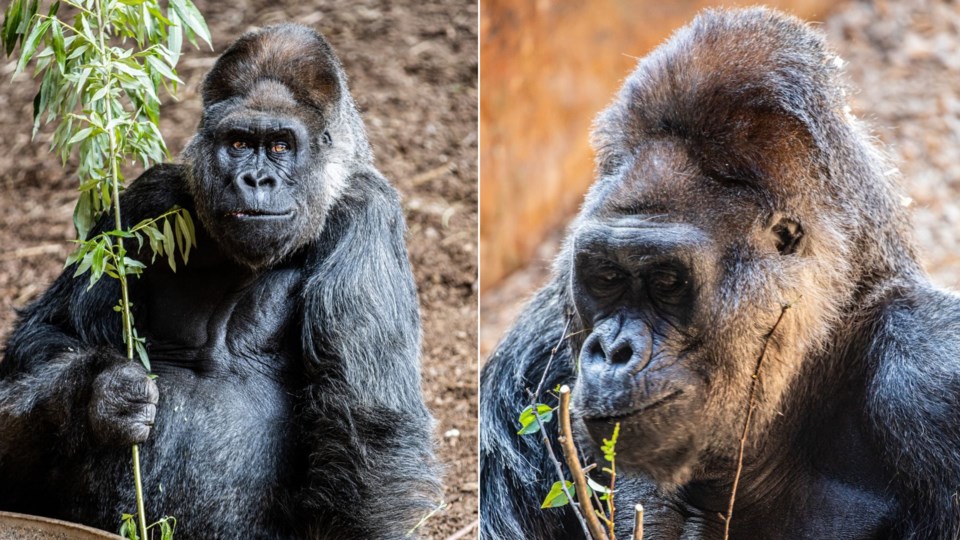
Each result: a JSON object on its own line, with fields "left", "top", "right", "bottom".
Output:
{"left": 183, "top": 24, "right": 369, "bottom": 270}
{"left": 566, "top": 8, "right": 915, "bottom": 487}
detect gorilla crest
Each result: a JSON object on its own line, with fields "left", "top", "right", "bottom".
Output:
{"left": 0, "top": 24, "right": 439, "bottom": 539}
{"left": 481, "top": 8, "right": 960, "bottom": 540}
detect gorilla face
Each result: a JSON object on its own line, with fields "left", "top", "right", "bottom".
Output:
{"left": 570, "top": 132, "right": 823, "bottom": 486}
{"left": 570, "top": 213, "right": 713, "bottom": 480}
{"left": 191, "top": 90, "right": 329, "bottom": 269}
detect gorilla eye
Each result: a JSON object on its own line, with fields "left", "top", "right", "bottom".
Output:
{"left": 649, "top": 270, "right": 686, "bottom": 295}
{"left": 587, "top": 265, "right": 627, "bottom": 297}
{"left": 231, "top": 140, "right": 248, "bottom": 150}
{"left": 321, "top": 130, "right": 333, "bottom": 146}
{"left": 271, "top": 142, "right": 289, "bottom": 153}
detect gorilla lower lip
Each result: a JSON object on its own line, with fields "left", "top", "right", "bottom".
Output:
{"left": 226, "top": 210, "right": 294, "bottom": 219}
{"left": 586, "top": 390, "right": 682, "bottom": 422}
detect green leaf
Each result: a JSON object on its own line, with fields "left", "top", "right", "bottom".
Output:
{"left": 73, "top": 190, "right": 95, "bottom": 241}
{"left": 162, "top": 217, "right": 175, "bottom": 271}
{"left": 586, "top": 476, "right": 611, "bottom": 495}
{"left": 73, "top": 249, "right": 94, "bottom": 277}
{"left": 67, "top": 126, "right": 96, "bottom": 145}
{"left": 135, "top": 339, "right": 150, "bottom": 371}
{"left": 51, "top": 19, "right": 65, "bottom": 72}
{"left": 166, "top": 7, "right": 182, "bottom": 65}
{"left": 15, "top": 18, "right": 50, "bottom": 76}
{"left": 145, "top": 53, "right": 181, "bottom": 84}
{"left": 170, "top": 0, "right": 210, "bottom": 48}
{"left": 113, "top": 58, "right": 145, "bottom": 79}
{"left": 2, "top": 0, "right": 24, "bottom": 56}
{"left": 517, "top": 403, "right": 554, "bottom": 435}
{"left": 541, "top": 481, "right": 574, "bottom": 508}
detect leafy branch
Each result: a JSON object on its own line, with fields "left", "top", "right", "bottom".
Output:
{"left": 2, "top": 1, "right": 209, "bottom": 538}
{"left": 516, "top": 320, "right": 644, "bottom": 540}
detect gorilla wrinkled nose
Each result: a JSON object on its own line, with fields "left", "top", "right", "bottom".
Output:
{"left": 576, "top": 315, "right": 654, "bottom": 418}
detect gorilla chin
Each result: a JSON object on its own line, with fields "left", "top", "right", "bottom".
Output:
{"left": 575, "top": 362, "right": 706, "bottom": 485}
{"left": 212, "top": 209, "right": 305, "bottom": 269}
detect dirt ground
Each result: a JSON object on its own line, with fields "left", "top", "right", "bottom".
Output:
{"left": 0, "top": 1, "right": 477, "bottom": 538}
{"left": 481, "top": 0, "right": 960, "bottom": 358}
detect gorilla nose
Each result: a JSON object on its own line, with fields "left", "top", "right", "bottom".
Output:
{"left": 582, "top": 333, "right": 649, "bottom": 372}
{"left": 587, "top": 338, "right": 634, "bottom": 365}
{"left": 237, "top": 172, "right": 278, "bottom": 198}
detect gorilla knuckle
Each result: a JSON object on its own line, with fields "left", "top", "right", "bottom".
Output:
{"left": 89, "top": 360, "right": 158, "bottom": 445}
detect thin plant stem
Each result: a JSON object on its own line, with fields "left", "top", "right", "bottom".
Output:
{"left": 606, "top": 460, "right": 616, "bottom": 538}
{"left": 722, "top": 301, "right": 795, "bottom": 539}
{"left": 525, "top": 316, "right": 593, "bottom": 537}
{"left": 530, "top": 400, "right": 590, "bottom": 538}
{"left": 132, "top": 444, "right": 147, "bottom": 540}
{"left": 558, "top": 385, "right": 608, "bottom": 540}
{"left": 95, "top": 0, "right": 148, "bottom": 537}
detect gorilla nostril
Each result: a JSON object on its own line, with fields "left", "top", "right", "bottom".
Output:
{"left": 587, "top": 339, "right": 604, "bottom": 361}
{"left": 610, "top": 345, "right": 633, "bottom": 365}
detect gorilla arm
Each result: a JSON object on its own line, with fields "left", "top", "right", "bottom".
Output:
{"left": 297, "top": 168, "right": 440, "bottom": 538}
{"left": 0, "top": 165, "right": 189, "bottom": 503}
{"left": 479, "top": 281, "right": 578, "bottom": 540}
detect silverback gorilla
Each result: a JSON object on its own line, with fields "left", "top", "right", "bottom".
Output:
{"left": 480, "top": 8, "right": 960, "bottom": 540}
{"left": 0, "top": 25, "right": 438, "bottom": 538}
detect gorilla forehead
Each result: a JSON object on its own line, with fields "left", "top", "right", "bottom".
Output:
{"left": 591, "top": 8, "right": 836, "bottom": 207}
{"left": 201, "top": 24, "right": 344, "bottom": 115}
{"left": 583, "top": 140, "right": 766, "bottom": 238}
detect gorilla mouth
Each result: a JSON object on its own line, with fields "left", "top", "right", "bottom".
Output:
{"left": 225, "top": 209, "right": 294, "bottom": 220}
{"left": 583, "top": 389, "right": 683, "bottom": 423}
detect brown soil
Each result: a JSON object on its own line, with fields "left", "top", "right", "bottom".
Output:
{"left": 0, "top": 1, "right": 477, "bottom": 538}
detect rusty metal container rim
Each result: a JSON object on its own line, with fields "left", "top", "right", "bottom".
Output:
{"left": 0, "top": 511, "right": 122, "bottom": 539}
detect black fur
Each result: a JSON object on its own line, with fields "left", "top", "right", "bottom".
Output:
{"left": 480, "top": 8, "right": 960, "bottom": 539}
{"left": 0, "top": 24, "right": 438, "bottom": 539}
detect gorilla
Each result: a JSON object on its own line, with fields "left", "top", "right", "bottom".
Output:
{"left": 0, "top": 24, "right": 438, "bottom": 539}
{"left": 480, "top": 8, "right": 960, "bottom": 540}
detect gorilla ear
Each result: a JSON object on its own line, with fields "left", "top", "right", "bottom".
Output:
{"left": 769, "top": 215, "right": 804, "bottom": 256}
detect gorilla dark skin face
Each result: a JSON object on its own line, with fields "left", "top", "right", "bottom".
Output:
{"left": 0, "top": 25, "right": 438, "bottom": 539}
{"left": 571, "top": 218, "right": 710, "bottom": 477}
{"left": 481, "top": 8, "right": 960, "bottom": 540}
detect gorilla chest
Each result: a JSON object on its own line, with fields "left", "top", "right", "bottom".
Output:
{"left": 137, "top": 265, "right": 302, "bottom": 372}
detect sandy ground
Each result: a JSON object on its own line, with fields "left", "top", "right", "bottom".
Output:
{"left": 480, "top": 0, "right": 960, "bottom": 359}
{"left": 0, "top": 1, "right": 478, "bottom": 538}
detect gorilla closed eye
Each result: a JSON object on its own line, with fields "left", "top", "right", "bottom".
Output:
{"left": 648, "top": 269, "right": 685, "bottom": 294}
{"left": 321, "top": 130, "right": 333, "bottom": 146}
{"left": 586, "top": 264, "right": 628, "bottom": 297}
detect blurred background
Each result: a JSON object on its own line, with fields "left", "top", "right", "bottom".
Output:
{"left": 480, "top": 0, "right": 960, "bottom": 357}
{"left": 0, "top": 1, "right": 477, "bottom": 538}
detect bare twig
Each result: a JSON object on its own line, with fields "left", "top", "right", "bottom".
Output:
{"left": 559, "top": 385, "right": 609, "bottom": 540}
{"left": 531, "top": 400, "right": 590, "bottom": 538}
{"left": 723, "top": 301, "right": 795, "bottom": 539}
{"left": 633, "top": 504, "right": 644, "bottom": 540}
{"left": 526, "top": 316, "right": 592, "bottom": 537}
{"left": 442, "top": 519, "right": 478, "bottom": 540}
{"left": 0, "top": 243, "right": 65, "bottom": 261}
{"left": 532, "top": 316, "right": 572, "bottom": 403}
{"left": 409, "top": 163, "right": 455, "bottom": 186}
